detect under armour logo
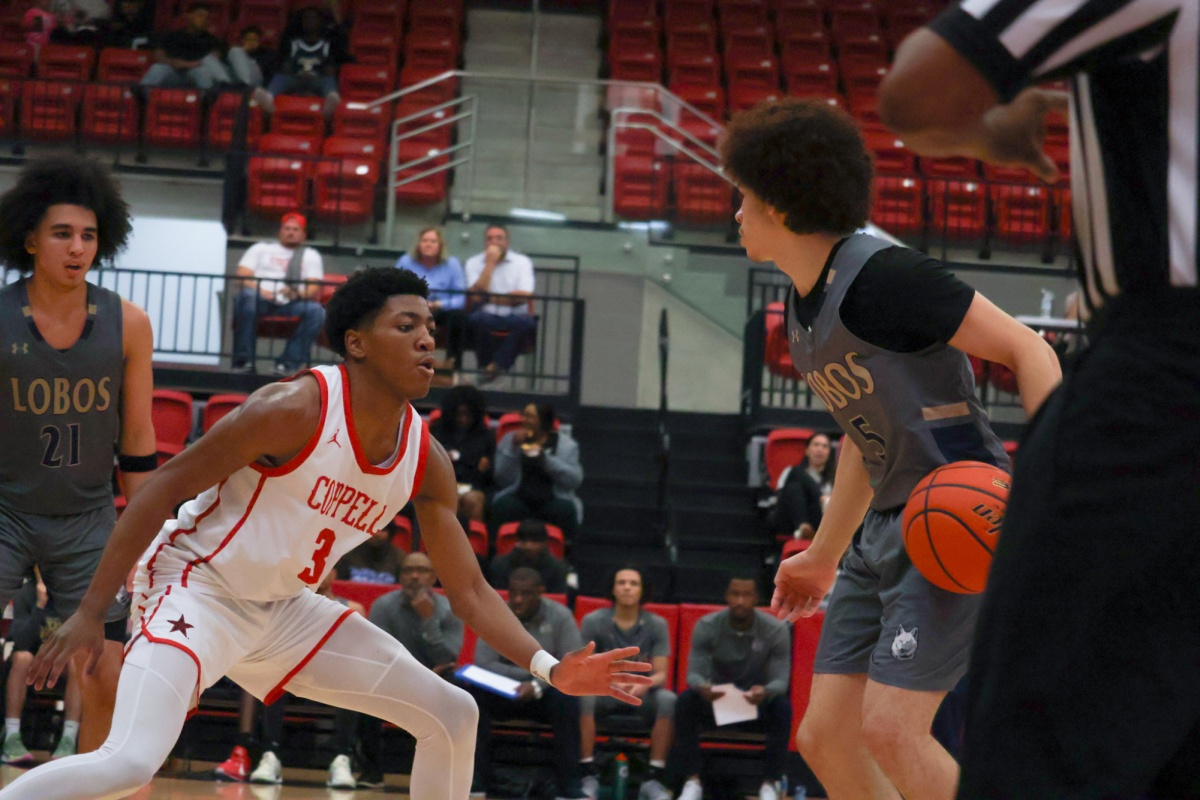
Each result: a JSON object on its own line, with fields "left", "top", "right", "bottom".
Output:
{"left": 790, "top": 330, "right": 800, "bottom": 342}
{"left": 11, "top": 343, "right": 27, "bottom": 354}
{"left": 327, "top": 428, "right": 342, "bottom": 448}
{"left": 168, "top": 615, "right": 194, "bottom": 638}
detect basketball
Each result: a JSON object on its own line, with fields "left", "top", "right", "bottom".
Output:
{"left": 902, "top": 461, "right": 1012, "bottom": 594}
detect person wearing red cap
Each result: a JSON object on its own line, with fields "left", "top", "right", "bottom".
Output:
{"left": 233, "top": 212, "right": 326, "bottom": 375}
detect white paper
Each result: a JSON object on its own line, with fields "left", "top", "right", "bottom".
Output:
{"left": 456, "top": 665, "right": 521, "bottom": 698}
{"left": 710, "top": 683, "right": 759, "bottom": 726}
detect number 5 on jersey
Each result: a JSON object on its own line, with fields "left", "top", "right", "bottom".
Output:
{"left": 851, "top": 415, "right": 887, "bottom": 460}
{"left": 299, "top": 528, "right": 336, "bottom": 584}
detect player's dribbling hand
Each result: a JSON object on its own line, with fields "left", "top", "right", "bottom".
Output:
{"left": 550, "top": 642, "right": 654, "bottom": 705}
{"left": 979, "top": 87, "right": 1069, "bottom": 184}
{"left": 28, "top": 610, "right": 105, "bottom": 690}
{"left": 771, "top": 550, "right": 839, "bottom": 623}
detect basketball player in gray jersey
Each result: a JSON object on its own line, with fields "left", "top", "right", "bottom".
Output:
{"left": 725, "top": 99, "right": 1062, "bottom": 800}
{"left": 0, "top": 157, "right": 156, "bottom": 757}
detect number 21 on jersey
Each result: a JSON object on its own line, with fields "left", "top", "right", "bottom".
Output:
{"left": 299, "top": 528, "right": 336, "bottom": 584}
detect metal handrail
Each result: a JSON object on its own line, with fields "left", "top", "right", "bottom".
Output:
{"left": 604, "top": 107, "right": 734, "bottom": 223}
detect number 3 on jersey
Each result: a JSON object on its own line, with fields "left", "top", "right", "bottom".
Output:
{"left": 851, "top": 415, "right": 887, "bottom": 460}
{"left": 298, "top": 528, "right": 336, "bottom": 584}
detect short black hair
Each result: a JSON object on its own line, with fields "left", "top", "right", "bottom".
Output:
{"left": 727, "top": 572, "right": 762, "bottom": 595}
{"left": 516, "top": 519, "right": 548, "bottom": 542}
{"left": 509, "top": 566, "right": 543, "bottom": 589}
{"left": 323, "top": 266, "right": 429, "bottom": 358}
{"left": 432, "top": 385, "right": 489, "bottom": 437}
{"left": 605, "top": 564, "right": 652, "bottom": 605}
{"left": 239, "top": 24, "right": 263, "bottom": 39}
{"left": 484, "top": 224, "right": 508, "bottom": 236}
{"left": 722, "top": 97, "right": 873, "bottom": 236}
{"left": 0, "top": 156, "right": 132, "bottom": 274}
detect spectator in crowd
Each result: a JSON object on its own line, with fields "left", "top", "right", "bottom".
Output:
{"left": 469, "top": 567, "right": 587, "bottom": 799}
{"left": 336, "top": 513, "right": 403, "bottom": 584}
{"left": 226, "top": 25, "right": 274, "bottom": 88}
{"left": 233, "top": 212, "right": 325, "bottom": 375}
{"left": 217, "top": 570, "right": 366, "bottom": 787}
{"left": 428, "top": 385, "right": 494, "bottom": 525}
{"left": 3, "top": 577, "right": 82, "bottom": 764}
{"left": 22, "top": 0, "right": 59, "bottom": 54}
{"left": 768, "top": 432, "right": 837, "bottom": 540}
{"left": 359, "top": 552, "right": 465, "bottom": 786}
{"left": 140, "top": 2, "right": 232, "bottom": 90}
{"left": 253, "top": 5, "right": 342, "bottom": 119}
{"left": 493, "top": 403, "right": 584, "bottom": 541}
{"left": 671, "top": 576, "right": 792, "bottom": 800}
{"left": 488, "top": 519, "right": 571, "bottom": 596}
{"left": 396, "top": 228, "right": 468, "bottom": 372}
{"left": 98, "top": 0, "right": 152, "bottom": 50}
{"left": 578, "top": 567, "right": 675, "bottom": 800}
{"left": 465, "top": 225, "right": 537, "bottom": 383}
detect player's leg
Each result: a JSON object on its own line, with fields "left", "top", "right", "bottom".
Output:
{"left": 0, "top": 642, "right": 195, "bottom": 800}
{"left": 49, "top": 661, "right": 82, "bottom": 760}
{"left": 273, "top": 611, "right": 478, "bottom": 800}
{"left": 796, "top": 674, "right": 898, "bottom": 800}
{"left": 75, "top": 640, "right": 122, "bottom": 754}
{"left": 860, "top": 682, "right": 952, "bottom": 800}
{"left": 3, "top": 652, "right": 34, "bottom": 765}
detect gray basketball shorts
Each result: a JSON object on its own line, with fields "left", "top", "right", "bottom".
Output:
{"left": 813, "top": 507, "right": 982, "bottom": 692}
{"left": 0, "top": 502, "right": 129, "bottom": 628}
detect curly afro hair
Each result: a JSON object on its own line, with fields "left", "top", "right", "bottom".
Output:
{"left": 721, "top": 98, "right": 873, "bottom": 236}
{"left": 324, "top": 266, "right": 429, "bottom": 357}
{"left": 0, "top": 156, "right": 132, "bottom": 274}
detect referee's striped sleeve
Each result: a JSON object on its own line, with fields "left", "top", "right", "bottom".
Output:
{"left": 928, "top": 0, "right": 1180, "bottom": 103}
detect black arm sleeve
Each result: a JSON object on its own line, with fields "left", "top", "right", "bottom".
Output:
{"left": 840, "top": 247, "right": 976, "bottom": 353}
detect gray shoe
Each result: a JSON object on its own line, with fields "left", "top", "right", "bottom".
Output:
{"left": 580, "top": 774, "right": 600, "bottom": 799}
{"left": 50, "top": 733, "right": 76, "bottom": 760}
{"left": 1, "top": 732, "right": 32, "bottom": 765}
{"left": 639, "top": 778, "right": 671, "bottom": 800}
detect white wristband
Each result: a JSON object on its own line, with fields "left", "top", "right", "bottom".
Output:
{"left": 529, "top": 649, "right": 559, "bottom": 684}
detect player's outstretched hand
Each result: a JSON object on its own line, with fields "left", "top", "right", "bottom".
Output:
{"left": 27, "top": 611, "right": 105, "bottom": 690}
{"left": 550, "top": 642, "right": 654, "bottom": 705}
{"left": 771, "top": 549, "right": 839, "bottom": 623}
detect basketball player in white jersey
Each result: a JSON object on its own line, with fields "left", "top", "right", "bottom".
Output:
{"left": 1, "top": 267, "right": 651, "bottom": 800}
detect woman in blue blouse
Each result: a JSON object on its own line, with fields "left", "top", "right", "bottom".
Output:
{"left": 395, "top": 227, "right": 468, "bottom": 369}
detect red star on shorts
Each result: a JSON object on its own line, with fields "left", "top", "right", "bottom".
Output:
{"left": 168, "top": 615, "right": 194, "bottom": 637}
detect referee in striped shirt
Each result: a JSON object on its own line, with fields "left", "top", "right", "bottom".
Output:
{"left": 879, "top": 2, "right": 1200, "bottom": 798}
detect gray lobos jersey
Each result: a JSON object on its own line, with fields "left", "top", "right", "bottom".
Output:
{"left": 786, "top": 234, "right": 1010, "bottom": 510}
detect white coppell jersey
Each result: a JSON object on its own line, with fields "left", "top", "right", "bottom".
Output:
{"left": 135, "top": 364, "right": 429, "bottom": 603}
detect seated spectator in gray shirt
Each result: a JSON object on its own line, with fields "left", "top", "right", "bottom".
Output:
{"left": 359, "top": 552, "right": 464, "bottom": 786}
{"left": 670, "top": 576, "right": 792, "bottom": 800}
{"left": 469, "top": 567, "right": 587, "bottom": 799}
{"left": 488, "top": 519, "right": 572, "bottom": 595}
{"left": 578, "top": 566, "right": 674, "bottom": 800}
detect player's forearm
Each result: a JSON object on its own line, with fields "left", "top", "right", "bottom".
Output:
{"left": 808, "top": 440, "right": 872, "bottom": 564}
{"left": 1010, "top": 332, "right": 1061, "bottom": 417}
{"left": 449, "top": 577, "right": 542, "bottom": 675}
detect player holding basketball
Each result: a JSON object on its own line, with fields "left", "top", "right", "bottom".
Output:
{"left": 729, "top": 99, "right": 1061, "bottom": 800}
{"left": 0, "top": 157, "right": 157, "bottom": 758}
{"left": 0, "top": 267, "right": 651, "bottom": 800}
{"left": 879, "top": 1, "right": 1200, "bottom": 797}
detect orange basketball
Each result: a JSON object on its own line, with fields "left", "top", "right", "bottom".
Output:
{"left": 901, "top": 461, "right": 1012, "bottom": 594}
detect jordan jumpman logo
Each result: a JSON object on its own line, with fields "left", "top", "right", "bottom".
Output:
{"left": 327, "top": 428, "right": 342, "bottom": 448}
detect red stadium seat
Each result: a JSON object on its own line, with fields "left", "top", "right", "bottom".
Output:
{"left": 838, "top": 35, "right": 887, "bottom": 75}
{"left": 314, "top": 157, "right": 379, "bottom": 224}
{"left": 666, "top": 25, "right": 718, "bottom": 69}
{"left": 885, "top": 5, "right": 935, "bottom": 46}
{"left": 391, "top": 513, "right": 414, "bottom": 552}
{"left": 843, "top": 63, "right": 888, "bottom": 98}
{"left": 727, "top": 58, "right": 781, "bottom": 111}
{"left": 81, "top": 84, "right": 138, "bottom": 144}
{"left": 830, "top": 2, "right": 880, "bottom": 41}
{"left": 144, "top": 88, "right": 203, "bottom": 148}
{"left": 152, "top": 389, "right": 194, "bottom": 455}
{"left": 202, "top": 393, "right": 249, "bottom": 432}
{"left": 674, "top": 162, "right": 732, "bottom": 224}
{"left": 610, "top": 18, "right": 659, "bottom": 57}
{"left": 258, "top": 131, "right": 322, "bottom": 159}
{"left": 207, "top": 91, "right": 265, "bottom": 150}
{"left": 466, "top": 519, "right": 488, "bottom": 557}
{"left": 919, "top": 156, "right": 979, "bottom": 179}
{"left": 784, "top": 61, "right": 837, "bottom": 96}
{"left": 676, "top": 603, "right": 723, "bottom": 691}
{"left": 270, "top": 94, "right": 325, "bottom": 137}
{"left": 0, "top": 42, "right": 33, "bottom": 78}
{"left": 864, "top": 130, "right": 916, "bottom": 175}
{"left": 398, "top": 65, "right": 456, "bottom": 106}
{"left": 1055, "top": 187, "right": 1071, "bottom": 241}
{"left": 763, "top": 301, "right": 801, "bottom": 380}
{"left": 393, "top": 139, "right": 449, "bottom": 205}
{"left": 872, "top": 175, "right": 925, "bottom": 235}
{"left": 928, "top": 179, "right": 987, "bottom": 239}
{"left": 393, "top": 100, "right": 453, "bottom": 148}
{"left": 329, "top": 580, "right": 400, "bottom": 616}
{"left": 664, "top": 0, "right": 714, "bottom": 31}
{"left": 775, "top": 1, "right": 824, "bottom": 33}
{"left": 495, "top": 522, "right": 565, "bottom": 559}
{"left": 724, "top": 27, "right": 773, "bottom": 67}
{"left": 609, "top": 50, "right": 662, "bottom": 82}
{"left": 20, "top": 81, "right": 80, "bottom": 141}
{"left": 97, "top": 47, "right": 151, "bottom": 83}
{"left": 409, "top": 4, "right": 460, "bottom": 38}
{"left": 36, "top": 44, "right": 94, "bottom": 80}
{"left": 0, "top": 80, "right": 15, "bottom": 137}
{"left": 612, "top": 0, "right": 658, "bottom": 28}
{"left": 788, "top": 610, "right": 824, "bottom": 752}
{"left": 323, "top": 134, "right": 383, "bottom": 160}
{"left": 718, "top": 0, "right": 769, "bottom": 31}
{"left": 404, "top": 34, "right": 459, "bottom": 71}
{"left": 247, "top": 156, "right": 310, "bottom": 217}
{"left": 355, "top": 3, "right": 403, "bottom": 36}
{"left": 333, "top": 100, "right": 390, "bottom": 144}
{"left": 614, "top": 109, "right": 662, "bottom": 157}
{"left": 779, "top": 28, "right": 831, "bottom": 72}
{"left": 495, "top": 411, "right": 523, "bottom": 443}
{"left": 349, "top": 30, "right": 397, "bottom": 65}
{"left": 782, "top": 538, "right": 813, "bottom": 558}
{"left": 339, "top": 64, "right": 396, "bottom": 102}
{"left": 991, "top": 183, "right": 1050, "bottom": 243}
{"left": 613, "top": 156, "right": 669, "bottom": 220}
{"left": 765, "top": 428, "right": 814, "bottom": 488}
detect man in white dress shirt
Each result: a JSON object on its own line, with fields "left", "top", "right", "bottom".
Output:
{"left": 464, "top": 225, "right": 536, "bottom": 383}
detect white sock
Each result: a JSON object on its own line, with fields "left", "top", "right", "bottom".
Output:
{"left": 61, "top": 721, "right": 79, "bottom": 741}
{"left": 650, "top": 759, "right": 665, "bottom": 769}
{"left": 579, "top": 757, "right": 594, "bottom": 764}
{"left": 5, "top": 718, "right": 19, "bottom": 736}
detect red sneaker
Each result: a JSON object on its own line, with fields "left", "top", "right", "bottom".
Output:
{"left": 214, "top": 745, "right": 250, "bottom": 782}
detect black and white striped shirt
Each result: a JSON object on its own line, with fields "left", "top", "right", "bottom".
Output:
{"left": 930, "top": 0, "right": 1198, "bottom": 309}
